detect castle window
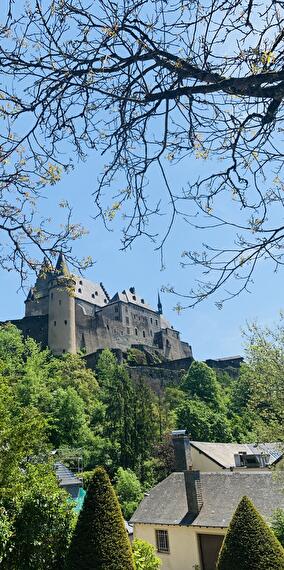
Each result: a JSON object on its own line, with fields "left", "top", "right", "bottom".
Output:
{"left": 79, "top": 280, "right": 83, "bottom": 285}
{"left": 141, "top": 298, "right": 145, "bottom": 304}
{"left": 92, "top": 293, "right": 95, "bottom": 298}
{"left": 54, "top": 321, "right": 56, "bottom": 326}
{"left": 150, "top": 317, "right": 153, "bottom": 324}
{"left": 150, "top": 330, "right": 153, "bottom": 336}
{"left": 78, "top": 288, "right": 82, "bottom": 293}
{"left": 135, "top": 328, "right": 138, "bottom": 336}
{"left": 125, "top": 306, "right": 128, "bottom": 313}
{"left": 127, "top": 327, "right": 130, "bottom": 334}
{"left": 126, "top": 317, "right": 129, "bottom": 325}
{"left": 155, "top": 319, "right": 158, "bottom": 325}
{"left": 95, "top": 291, "right": 98, "bottom": 296}
{"left": 51, "top": 293, "right": 53, "bottom": 299}
{"left": 115, "top": 306, "right": 118, "bottom": 313}
{"left": 59, "top": 300, "right": 62, "bottom": 306}
{"left": 143, "top": 330, "right": 146, "bottom": 338}
{"left": 132, "top": 295, "right": 136, "bottom": 301}
{"left": 104, "top": 299, "right": 107, "bottom": 303}
{"left": 62, "top": 349, "right": 66, "bottom": 354}
{"left": 64, "top": 320, "right": 67, "bottom": 325}
{"left": 115, "top": 316, "right": 119, "bottom": 321}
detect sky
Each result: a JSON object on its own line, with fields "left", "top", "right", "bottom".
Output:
{"left": 0, "top": 149, "right": 282, "bottom": 361}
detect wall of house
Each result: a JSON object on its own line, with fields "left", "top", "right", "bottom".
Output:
{"left": 133, "top": 523, "right": 225, "bottom": 570}
{"left": 191, "top": 447, "right": 223, "bottom": 472}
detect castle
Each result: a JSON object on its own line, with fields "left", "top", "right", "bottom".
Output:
{"left": 10, "top": 253, "right": 192, "bottom": 361}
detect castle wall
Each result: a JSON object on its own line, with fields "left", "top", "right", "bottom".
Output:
{"left": 10, "top": 315, "right": 49, "bottom": 348}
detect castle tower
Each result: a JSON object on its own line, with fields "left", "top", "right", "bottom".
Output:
{"left": 48, "top": 253, "right": 76, "bottom": 355}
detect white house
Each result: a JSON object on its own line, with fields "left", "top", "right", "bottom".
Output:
{"left": 130, "top": 432, "right": 284, "bottom": 570}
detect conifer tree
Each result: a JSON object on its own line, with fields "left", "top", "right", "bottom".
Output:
{"left": 217, "top": 496, "right": 284, "bottom": 570}
{"left": 66, "top": 466, "right": 134, "bottom": 570}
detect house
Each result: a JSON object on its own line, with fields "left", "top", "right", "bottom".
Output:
{"left": 130, "top": 432, "right": 284, "bottom": 570}
{"left": 190, "top": 440, "right": 283, "bottom": 472}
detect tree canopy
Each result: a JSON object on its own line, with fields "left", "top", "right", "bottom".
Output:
{"left": 0, "top": 1, "right": 284, "bottom": 301}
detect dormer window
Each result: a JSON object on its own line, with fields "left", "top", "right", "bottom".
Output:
{"left": 78, "top": 288, "right": 82, "bottom": 293}
{"left": 79, "top": 280, "right": 83, "bottom": 285}
{"left": 92, "top": 293, "right": 95, "bottom": 298}
{"left": 95, "top": 291, "right": 98, "bottom": 296}
{"left": 104, "top": 298, "right": 107, "bottom": 303}
{"left": 141, "top": 299, "right": 145, "bottom": 304}
{"left": 132, "top": 295, "right": 136, "bottom": 301}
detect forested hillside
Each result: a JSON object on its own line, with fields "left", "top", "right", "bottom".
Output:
{"left": 0, "top": 322, "right": 283, "bottom": 567}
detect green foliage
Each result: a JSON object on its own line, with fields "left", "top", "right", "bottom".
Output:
{"left": 1, "top": 465, "right": 75, "bottom": 570}
{"left": 176, "top": 399, "right": 232, "bottom": 441}
{"left": 115, "top": 467, "right": 143, "bottom": 520}
{"left": 66, "top": 467, "right": 134, "bottom": 570}
{"left": 127, "top": 348, "right": 147, "bottom": 366}
{"left": 132, "top": 539, "right": 161, "bottom": 570}
{"left": 217, "top": 496, "right": 284, "bottom": 570}
{"left": 181, "top": 361, "right": 221, "bottom": 407}
{"left": 271, "top": 509, "right": 284, "bottom": 547}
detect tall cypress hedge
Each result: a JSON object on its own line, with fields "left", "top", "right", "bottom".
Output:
{"left": 66, "top": 466, "right": 134, "bottom": 570}
{"left": 217, "top": 496, "right": 284, "bottom": 570}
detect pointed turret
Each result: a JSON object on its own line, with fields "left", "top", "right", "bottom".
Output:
{"left": 157, "top": 291, "right": 163, "bottom": 315}
{"left": 25, "top": 287, "right": 34, "bottom": 303}
{"left": 55, "top": 251, "right": 70, "bottom": 276}
{"left": 39, "top": 256, "right": 52, "bottom": 279}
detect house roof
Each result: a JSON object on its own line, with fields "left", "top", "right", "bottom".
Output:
{"left": 190, "top": 442, "right": 283, "bottom": 469}
{"left": 130, "top": 471, "right": 284, "bottom": 528}
{"left": 54, "top": 462, "right": 82, "bottom": 488}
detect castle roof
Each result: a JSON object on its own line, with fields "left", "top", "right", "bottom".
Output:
{"left": 109, "top": 289, "right": 155, "bottom": 312}
{"left": 74, "top": 276, "right": 109, "bottom": 307}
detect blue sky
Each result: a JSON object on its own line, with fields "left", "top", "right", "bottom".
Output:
{"left": 0, "top": 149, "right": 282, "bottom": 361}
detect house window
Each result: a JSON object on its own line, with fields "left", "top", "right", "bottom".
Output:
{"left": 156, "top": 530, "right": 169, "bottom": 553}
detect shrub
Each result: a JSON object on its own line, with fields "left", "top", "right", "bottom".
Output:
{"left": 127, "top": 349, "right": 147, "bottom": 366}
{"left": 66, "top": 466, "right": 134, "bottom": 569}
{"left": 217, "top": 496, "right": 284, "bottom": 570}
{"left": 271, "top": 508, "right": 284, "bottom": 547}
{"left": 132, "top": 539, "right": 161, "bottom": 570}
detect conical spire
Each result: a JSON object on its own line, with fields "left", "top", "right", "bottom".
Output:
{"left": 25, "top": 287, "right": 34, "bottom": 302}
{"left": 157, "top": 291, "right": 163, "bottom": 315}
{"left": 55, "top": 251, "right": 70, "bottom": 276}
{"left": 39, "top": 256, "right": 52, "bottom": 278}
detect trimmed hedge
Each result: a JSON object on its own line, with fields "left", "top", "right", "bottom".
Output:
{"left": 217, "top": 496, "right": 284, "bottom": 570}
{"left": 66, "top": 466, "right": 134, "bottom": 569}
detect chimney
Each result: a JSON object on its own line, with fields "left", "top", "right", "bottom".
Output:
{"left": 172, "top": 430, "right": 192, "bottom": 471}
{"left": 172, "top": 430, "right": 203, "bottom": 518}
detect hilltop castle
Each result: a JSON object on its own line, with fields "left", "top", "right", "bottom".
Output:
{"left": 10, "top": 253, "right": 192, "bottom": 361}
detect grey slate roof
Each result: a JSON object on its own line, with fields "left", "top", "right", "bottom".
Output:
{"left": 74, "top": 277, "right": 108, "bottom": 307}
{"left": 130, "top": 471, "right": 284, "bottom": 528}
{"left": 109, "top": 289, "right": 155, "bottom": 312}
{"left": 190, "top": 441, "right": 283, "bottom": 468}
{"left": 54, "top": 462, "right": 82, "bottom": 488}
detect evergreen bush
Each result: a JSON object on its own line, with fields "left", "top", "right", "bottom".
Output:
{"left": 66, "top": 466, "right": 134, "bottom": 570}
{"left": 217, "top": 496, "right": 284, "bottom": 570}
